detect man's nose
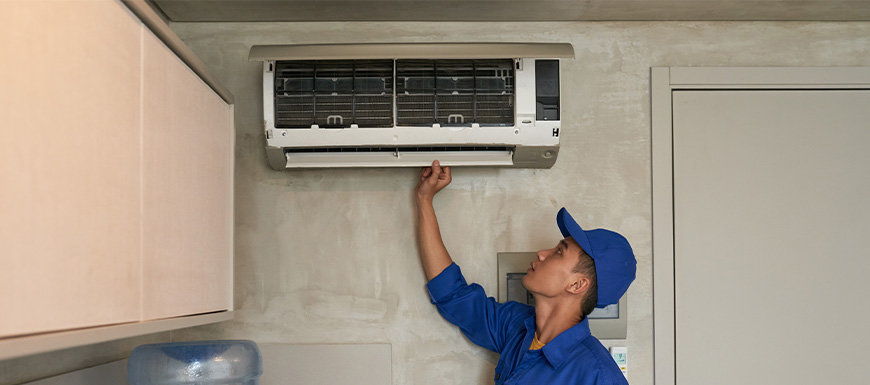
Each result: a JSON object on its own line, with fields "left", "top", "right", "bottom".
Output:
{"left": 535, "top": 249, "right": 547, "bottom": 261}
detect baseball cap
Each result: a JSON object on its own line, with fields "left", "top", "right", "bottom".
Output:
{"left": 556, "top": 207, "right": 636, "bottom": 308}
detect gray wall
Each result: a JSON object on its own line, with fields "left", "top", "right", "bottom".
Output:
{"left": 165, "top": 21, "right": 869, "bottom": 385}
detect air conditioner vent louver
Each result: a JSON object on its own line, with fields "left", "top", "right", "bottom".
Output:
{"left": 274, "top": 60, "right": 393, "bottom": 128}
{"left": 286, "top": 145, "right": 514, "bottom": 153}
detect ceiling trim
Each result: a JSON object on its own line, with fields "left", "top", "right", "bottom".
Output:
{"left": 151, "top": 0, "right": 870, "bottom": 22}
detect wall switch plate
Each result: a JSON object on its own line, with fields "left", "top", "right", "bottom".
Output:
{"left": 610, "top": 346, "right": 628, "bottom": 378}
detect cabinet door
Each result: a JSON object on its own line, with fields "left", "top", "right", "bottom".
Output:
{"left": 141, "top": 31, "right": 233, "bottom": 320}
{"left": 0, "top": 1, "right": 141, "bottom": 337}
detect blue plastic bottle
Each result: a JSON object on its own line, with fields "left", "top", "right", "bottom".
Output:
{"left": 128, "top": 340, "right": 262, "bottom": 385}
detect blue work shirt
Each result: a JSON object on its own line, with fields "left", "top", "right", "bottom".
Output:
{"left": 427, "top": 263, "right": 629, "bottom": 385}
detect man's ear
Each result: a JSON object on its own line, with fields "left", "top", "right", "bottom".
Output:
{"left": 567, "top": 275, "right": 590, "bottom": 295}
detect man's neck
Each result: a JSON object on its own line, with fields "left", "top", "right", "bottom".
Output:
{"left": 532, "top": 297, "right": 583, "bottom": 344}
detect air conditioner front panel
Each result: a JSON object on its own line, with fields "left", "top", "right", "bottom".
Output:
{"left": 266, "top": 123, "right": 559, "bottom": 148}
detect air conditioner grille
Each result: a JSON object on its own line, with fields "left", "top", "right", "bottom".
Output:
{"left": 273, "top": 59, "right": 516, "bottom": 128}
{"left": 474, "top": 94, "right": 514, "bottom": 124}
{"left": 274, "top": 60, "right": 393, "bottom": 128}
{"left": 396, "top": 59, "right": 514, "bottom": 127}
{"left": 274, "top": 95, "right": 315, "bottom": 128}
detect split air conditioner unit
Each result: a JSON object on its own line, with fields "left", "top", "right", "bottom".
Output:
{"left": 249, "top": 43, "right": 573, "bottom": 169}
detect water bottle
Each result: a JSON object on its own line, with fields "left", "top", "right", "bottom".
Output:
{"left": 128, "top": 340, "right": 262, "bottom": 385}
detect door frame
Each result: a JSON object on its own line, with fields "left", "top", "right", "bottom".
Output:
{"left": 650, "top": 66, "right": 870, "bottom": 385}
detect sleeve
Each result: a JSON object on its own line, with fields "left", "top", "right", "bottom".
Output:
{"left": 426, "top": 263, "right": 531, "bottom": 353}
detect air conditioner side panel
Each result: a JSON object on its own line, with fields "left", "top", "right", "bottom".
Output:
{"left": 512, "top": 146, "right": 559, "bottom": 168}
{"left": 265, "top": 146, "right": 287, "bottom": 170}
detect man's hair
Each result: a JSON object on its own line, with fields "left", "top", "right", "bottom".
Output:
{"left": 573, "top": 251, "right": 598, "bottom": 318}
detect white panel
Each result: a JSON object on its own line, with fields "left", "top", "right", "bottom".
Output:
{"left": 515, "top": 58, "right": 537, "bottom": 117}
{"left": 141, "top": 29, "right": 233, "bottom": 320}
{"left": 672, "top": 90, "right": 870, "bottom": 385}
{"left": 258, "top": 343, "right": 391, "bottom": 385}
{"left": 0, "top": 0, "right": 141, "bottom": 337}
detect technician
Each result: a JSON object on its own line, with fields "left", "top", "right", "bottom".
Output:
{"left": 415, "top": 160, "right": 636, "bottom": 385}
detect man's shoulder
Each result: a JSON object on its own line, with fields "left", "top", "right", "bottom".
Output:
{"left": 497, "top": 301, "right": 535, "bottom": 326}
{"left": 501, "top": 300, "right": 535, "bottom": 314}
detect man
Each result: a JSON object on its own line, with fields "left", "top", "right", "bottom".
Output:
{"left": 415, "top": 161, "right": 636, "bottom": 385}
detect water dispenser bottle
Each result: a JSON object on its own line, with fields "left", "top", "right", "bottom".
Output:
{"left": 128, "top": 340, "right": 262, "bottom": 385}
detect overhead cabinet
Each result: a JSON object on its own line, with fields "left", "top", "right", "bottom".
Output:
{"left": 141, "top": 28, "right": 233, "bottom": 321}
{"left": 0, "top": 0, "right": 233, "bottom": 359}
{"left": 0, "top": 0, "right": 144, "bottom": 339}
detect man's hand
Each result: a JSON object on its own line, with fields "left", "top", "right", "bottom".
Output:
{"left": 415, "top": 160, "right": 452, "bottom": 204}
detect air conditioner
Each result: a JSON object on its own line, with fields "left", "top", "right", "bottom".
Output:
{"left": 249, "top": 43, "right": 573, "bottom": 169}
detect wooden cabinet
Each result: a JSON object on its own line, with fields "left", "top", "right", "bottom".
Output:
{"left": 141, "top": 31, "right": 233, "bottom": 320}
{"left": 0, "top": 0, "right": 233, "bottom": 357}
{"left": 0, "top": 0, "right": 143, "bottom": 339}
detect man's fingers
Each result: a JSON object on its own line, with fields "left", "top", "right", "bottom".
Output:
{"left": 430, "top": 160, "right": 442, "bottom": 179}
{"left": 419, "top": 160, "right": 449, "bottom": 187}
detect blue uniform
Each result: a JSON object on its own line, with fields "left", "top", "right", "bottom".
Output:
{"left": 427, "top": 263, "right": 629, "bottom": 385}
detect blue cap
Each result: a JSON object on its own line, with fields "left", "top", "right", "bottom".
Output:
{"left": 556, "top": 207, "right": 636, "bottom": 308}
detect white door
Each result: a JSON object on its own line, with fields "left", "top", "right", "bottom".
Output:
{"left": 670, "top": 89, "right": 870, "bottom": 384}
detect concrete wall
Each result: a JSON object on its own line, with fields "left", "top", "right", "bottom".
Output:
{"left": 164, "top": 21, "right": 869, "bottom": 385}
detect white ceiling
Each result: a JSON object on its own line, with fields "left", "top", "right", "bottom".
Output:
{"left": 150, "top": 0, "right": 870, "bottom": 22}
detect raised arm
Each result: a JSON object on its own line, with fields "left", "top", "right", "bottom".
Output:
{"left": 415, "top": 160, "right": 453, "bottom": 280}
{"left": 416, "top": 161, "right": 531, "bottom": 354}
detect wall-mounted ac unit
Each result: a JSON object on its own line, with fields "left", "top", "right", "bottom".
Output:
{"left": 249, "top": 43, "right": 573, "bottom": 169}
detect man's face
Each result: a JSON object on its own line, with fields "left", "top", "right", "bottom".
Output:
{"left": 522, "top": 237, "right": 584, "bottom": 298}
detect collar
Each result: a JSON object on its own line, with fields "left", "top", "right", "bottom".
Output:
{"left": 525, "top": 317, "right": 592, "bottom": 368}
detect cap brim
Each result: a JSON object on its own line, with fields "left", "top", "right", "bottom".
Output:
{"left": 556, "top": 207, "right": 594, "bottom": 257}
